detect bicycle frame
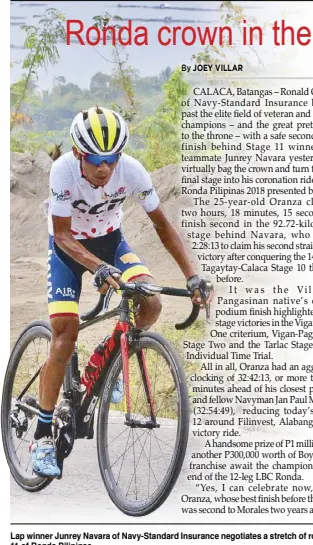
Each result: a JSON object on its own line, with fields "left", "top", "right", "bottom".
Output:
{"left": 71, "top": 293, "right": 157, "bottom": 439}
{"left": 5, "top": 277, "right": 212, "bottom": 508}
{"left": 12, "top": 281, "right": 207, "bottom": 437}
{"left": 11, "top": 293, "right": 159, "bottom": 440}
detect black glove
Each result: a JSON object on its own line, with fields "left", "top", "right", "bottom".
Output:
{"left": 93, "top": 264, "right": 121, "bottom": 289}
{"left": 186, "top": 275, "right": 213, "bottom": 301}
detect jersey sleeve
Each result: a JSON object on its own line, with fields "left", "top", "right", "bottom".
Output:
{"left": 49, "top": 159, "right": 73, "bottom": 217}
{"left": 133, "top": 162, "right": 160, "bottom": 213}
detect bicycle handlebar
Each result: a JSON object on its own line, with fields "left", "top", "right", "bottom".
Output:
{"left": 80, "top": 281, "right": 211, "bottom": 329}
{"left": 175, "top": 303, "right": 201, "bottom": 331}
{"left": 80, "top": 294, "right": 105, "bottom": 322}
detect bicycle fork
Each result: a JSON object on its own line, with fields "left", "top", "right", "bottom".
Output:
{"left": 120, "top": 330, "right": 160, "bottom": 430}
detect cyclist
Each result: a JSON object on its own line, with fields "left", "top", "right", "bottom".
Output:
{"left": 31, "top": 106, "right": 214, "bottom": 478}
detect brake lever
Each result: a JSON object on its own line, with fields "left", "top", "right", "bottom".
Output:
{"left": 203, "top": 281, "right": 213, "bottom": 323}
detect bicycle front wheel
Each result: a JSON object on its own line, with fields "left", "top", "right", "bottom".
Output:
{"left": 97, "top": 331, "right": 189, "bottom": 516}
{"left": 1, "top": 321, "right": 52, "bottom": 492}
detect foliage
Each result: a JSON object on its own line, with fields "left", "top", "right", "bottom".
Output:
{"left": 10, "top": 135, "right": 27, "bottom": 153}
{"left": 162, "top": 69, "right": 189, "bottom": 123}
{"left": 89, "top": 72, "right": 112, "bottom": 98}
{"left": 92, "top": 13, "right": 138, "bottom": 121}
{"left": 10, "top": 112, "right": 32, "bottom": 126}
{"left": 10, "top": 7, "right": 179, "bottom": 168}
{"left": 10, "top": 67, "right": 186, "bottom": 169}
{"left": 10, "top": 128, "right": 68, "bottom": 155}
{"left": 10, "top": 2, "right": 264, "bottom": 171}
{"left": 11, "top": 78, "right": 30, "bottom": 109}
{"left": 193, "top": 0, "right": 264, "bottom": 69}
{"left": 131, "top": 69, "right": 189, "bottom": 171}
{"left": 10, "top": 67, "right": 168, "bottom": 155}
{"left": 11, "top": 8, "right": 65, "bottom": 132}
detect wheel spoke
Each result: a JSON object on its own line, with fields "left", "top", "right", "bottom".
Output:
{"left": 101, "top": 335, "right": 188, "bottom": 513}
{"left": 131, "top": 429, "right": 138, "bottom": 499}
{"left": 4, "top": 328, "right": 52, "bottom": 490}
{"left": 151, "top": 431, "right": 175, "bottom": 452}
{"left": 148, "top": 430, "right": 152, "bottom": 498}
{"left": 105, "top": 422, "right": 129, "bottom": 448}
{"left": 110, "top": 428, "right": 147, "bottom": 470}
{"left": 133, "top": 428, "right": 160, "bottom": 490}
{"left": 116, "top": 426, "right": 132, "bottom": 485}
{"left": 126, "top": 428, "right": 150, "bottom": 499}
{"left": 12, "top": 411, "right": 37, "bottom": 455}
{"left": 25, "top": 446, "right": 33, "bottom": 473}
{"left": 151, "top": 429, "right": 175, "bottom": 472}
{"left": 154, "top": 397, "right": 178, "bottom": 419}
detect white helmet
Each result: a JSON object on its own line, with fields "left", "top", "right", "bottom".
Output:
{"left": 70, "top": 106, "right": 129, "bottom": 155}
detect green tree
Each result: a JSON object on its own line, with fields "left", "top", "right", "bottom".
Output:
{"left": 158, "top": 66, "right": 172, "bottom": 85}
{"left": 92, "top": 13, "right": 138, "bottom": 121}
{"left": 90, "top": 72, "right": 112, "bottom": 99}
{"left": 54, "top": 75, "right": 66, "bottom": 85}
{"left": 11, "top": 8, "right": 65, "bottom": 132}
{"left": 162, "top": 69, "right": 189, "bottom": 125}
{"left": 133, "top": 69, "right": 189, "bottom": 171}
{"left": 193, "top": 1, "right": 264, "bottom": 69}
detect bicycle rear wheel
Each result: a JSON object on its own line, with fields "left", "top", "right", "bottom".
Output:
{"left": 1, "top": 321, "right": 52, "bottom": 491}
{"left": 97, "top": 331, "right": 189, "bottom": 516}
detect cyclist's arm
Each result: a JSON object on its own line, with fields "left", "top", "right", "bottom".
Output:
{"left": 52, "top": 216, "right": 119, "bottom": 289}
{"left": 131, "top": 161, "right": 194, "bottom": 277}
{"left": 146, "top": 205, "right": 196, "bottom": 280}
{"left": 147, "top": 206, "right": 213, "bottom": 306}
{"left": 130, "top": 159, "right": 212, "bottom": 303}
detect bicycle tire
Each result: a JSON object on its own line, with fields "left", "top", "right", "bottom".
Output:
{"left": 2, "top": 320, "right": 53, "bottom": 492}
{"left": 97, "top": 331, "right": 189, "bottom": 516}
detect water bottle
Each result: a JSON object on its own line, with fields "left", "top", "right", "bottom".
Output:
{"left": 81, "top": 343, "right": 105, "bottom": 394}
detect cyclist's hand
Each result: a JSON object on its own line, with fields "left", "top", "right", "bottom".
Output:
{"left": 93, "top": 263, "right": 121, "bottom": 294}
{"left": 186, "top": 275, "right": 214, "bottom": 308}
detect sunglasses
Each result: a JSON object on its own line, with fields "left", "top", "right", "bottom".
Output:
{"left": 82, "top": 153, "right": 120, "bottom": 166}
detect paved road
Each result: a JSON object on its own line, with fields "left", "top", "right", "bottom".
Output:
{"left": 10, "top": 415, "right": 313, "bottom": 525}
{"left": 10, "top": 411, "right": 194, "bottom": 524}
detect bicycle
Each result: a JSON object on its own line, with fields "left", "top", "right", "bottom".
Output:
{"left": 2, "top": 280, "right": 211, "bottom": 516}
